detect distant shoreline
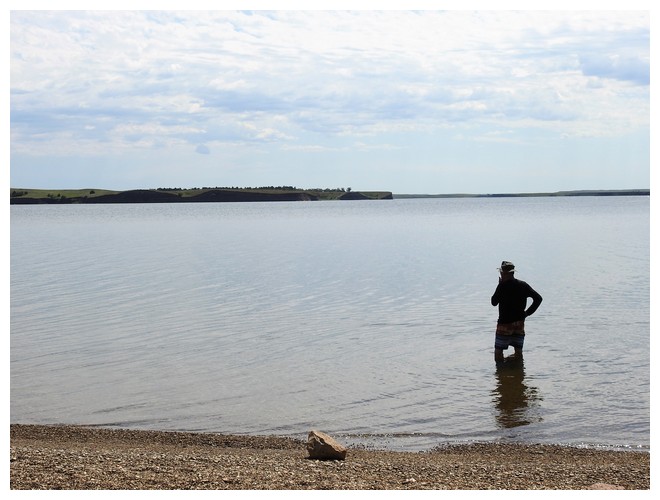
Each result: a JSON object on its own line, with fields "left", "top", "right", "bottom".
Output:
{"left": 9, "top": 187, "right": 649, "bottom": 204}
{"left": 394, "top": 189, "right": 650, "bottom": 199}
{"left": 9, "top": 187, "right": 393, "bottom": 205}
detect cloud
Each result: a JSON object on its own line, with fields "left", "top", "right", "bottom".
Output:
{"left": 195, "top": 144, "right": 210, "bottom": 154}
{"left": 9, "top": 10, "right": 650, "bottom": 192}
{"left": 11, "top": 11, "right": 649, "bottom": 149}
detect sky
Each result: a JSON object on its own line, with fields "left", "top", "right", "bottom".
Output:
{"left": 7, "top": 3, "right": 652, "bottom": 194}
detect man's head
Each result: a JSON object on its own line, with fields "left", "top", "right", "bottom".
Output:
{"left": 499, "top": 261, "right": 515, "bottom": 276}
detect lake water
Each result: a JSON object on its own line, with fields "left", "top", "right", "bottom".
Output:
{"left": 10, "top": 196, "right": 650, "bottom": 452}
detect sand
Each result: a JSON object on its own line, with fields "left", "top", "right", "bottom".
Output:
{"left": 10, "top": 424, "right": 649, "bottom": 490}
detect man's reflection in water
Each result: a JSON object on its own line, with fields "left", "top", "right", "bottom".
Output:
{"left": 492, "top": 357, "right": 542, "bottom": 428}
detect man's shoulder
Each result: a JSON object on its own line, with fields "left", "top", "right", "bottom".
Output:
{"left": 513, "top": 278, "right": 532, "bottom": 288}
{"left": 514, "top": 279, "right": 541, "bottom": 296}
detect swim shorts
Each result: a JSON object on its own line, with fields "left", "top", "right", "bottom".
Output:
{"left": 495, "top": 320, "right": 525, "bottom": 350}
{"left": 495, "top": 333, "right": 525, "bottom": 351}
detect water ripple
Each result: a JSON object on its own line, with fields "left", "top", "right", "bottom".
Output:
{"left": 10, "top": 198, "right": 650, "bottom": 450}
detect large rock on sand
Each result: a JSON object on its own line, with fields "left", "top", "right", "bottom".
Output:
{"left": 306, "top": 430, "right": 347, "bottom": 460}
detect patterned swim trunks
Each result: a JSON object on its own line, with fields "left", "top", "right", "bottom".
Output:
{"left": 495, "top": 320, "right": 525, "bottom": 350}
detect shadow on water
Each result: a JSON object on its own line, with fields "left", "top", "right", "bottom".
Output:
{"left": 492, "top": 357, "right": 543, "bottom": 429}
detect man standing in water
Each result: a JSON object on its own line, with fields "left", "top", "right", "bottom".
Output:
{"left": 491, "top": 261, "right": 543, "bottom": 364}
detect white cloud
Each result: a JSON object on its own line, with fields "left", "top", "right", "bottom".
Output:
{"left": 9, "top": 9, "right": 650, "bottom": 191}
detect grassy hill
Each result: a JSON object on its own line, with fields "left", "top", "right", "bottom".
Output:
{"left": 10, "top": 187, "right": 394, "bottom": 204}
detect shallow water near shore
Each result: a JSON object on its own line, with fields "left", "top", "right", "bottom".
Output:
{"left": 10, "top": 196, "right": 650, "bottom": 452}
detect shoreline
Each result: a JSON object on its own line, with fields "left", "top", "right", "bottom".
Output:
{"left": 10, "top": 424, "right": 650, "bottom": 490}
{"left": 9, "top": 187, "right": 648, "bottom": 204}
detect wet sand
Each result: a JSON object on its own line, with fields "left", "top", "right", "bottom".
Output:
{"left": 10, "top": 424, "right": 649, "bottom": 490}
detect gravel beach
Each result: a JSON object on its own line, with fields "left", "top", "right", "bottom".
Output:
{"left": 10, "top": 424, "right": 649, "bottom": 490}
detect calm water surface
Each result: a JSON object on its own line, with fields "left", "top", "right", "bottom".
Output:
{"left": 10, "top": 197, "right": 650, "bottom": 451}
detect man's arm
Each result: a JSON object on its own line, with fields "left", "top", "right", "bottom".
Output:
{"left": 524, "top": 287, "right": 543, "bottom": 317}
{"left": 491, "top": 283, "right": 501, "bottom": 306}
